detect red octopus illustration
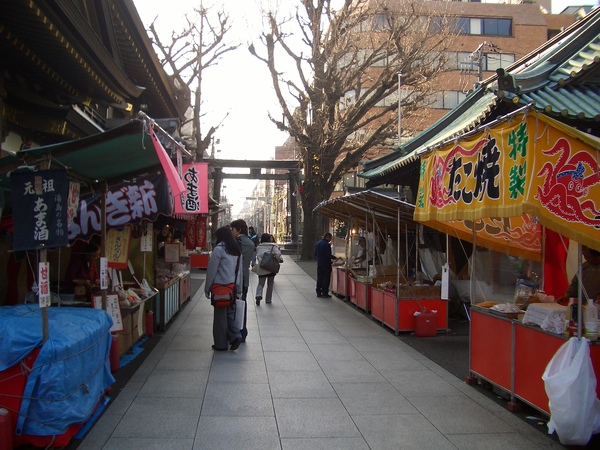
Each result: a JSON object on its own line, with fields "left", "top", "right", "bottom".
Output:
{"left": 536, "top": 137, "right": 600, "bottom": 226}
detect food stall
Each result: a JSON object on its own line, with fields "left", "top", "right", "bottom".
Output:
{"left": 414, "top": 108, "right": 600, "bottom": 414}
{"left": 315, "top": 190, "right": 449, "bottom": 334}
{"left": 0, "top": 116, "right": 199, "bottom": 445}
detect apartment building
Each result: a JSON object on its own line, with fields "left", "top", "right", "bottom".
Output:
{"left": 395, "top": 0, "right": 575, "bottom": 138}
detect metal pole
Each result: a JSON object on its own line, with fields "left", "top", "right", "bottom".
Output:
{"left": 397, "top": 72, "right": 402, "bottom": 145}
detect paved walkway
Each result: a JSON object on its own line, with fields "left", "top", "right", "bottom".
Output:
{"left": 78, "top": 257, "right": 562, "bottom": 450}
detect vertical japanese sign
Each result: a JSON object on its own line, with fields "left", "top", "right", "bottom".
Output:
{"left": 99, "top": 257, "right": 108, "bottom": 290}
{"left": 140, "top": 221, "right": 153, "bottom": 252}
{"left": 106, "top": 227, "right": 131, "bottom": 269}
{"left": 10, "top": 169, "right": 68, "bottom": 251}
{"left": 185, "top": 215, "right": 207, "bottom": 249}
{"left": 38, "top": 262, "right": 51, "bottom": 307}
{"left": 92, "top": 294, "right": 123, "bottom": 332}
{"left": 174, "top": 163, "right": 209, "bottom": 214}
{"left": 67, "top": 181, "right": 80, "bottom": 226}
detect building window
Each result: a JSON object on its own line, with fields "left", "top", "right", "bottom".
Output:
{"left": 484, "top": 53, "right": 515, "bottom": 71}
{"left": 429, "top": 90, "right": 467, "bottom": 110}
{"left": 447, "top": 16, "right": 512, "bottom": 37}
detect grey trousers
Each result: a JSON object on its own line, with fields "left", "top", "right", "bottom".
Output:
{"left": 256, "top": 274, "right": 275, "bottom": 302}
{"left": 213, "top": 304, "right": 241, "bottom": 348}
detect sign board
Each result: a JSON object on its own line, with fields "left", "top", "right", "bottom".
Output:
{"left": 164, "top": 243, "right": 180, "bottom": 263}
{"left": 92, "top": 294, "right": 123, "bottom": 333}
{"left": 38, "top": 262, "right": 51, "bottom": 308}
{"left": 106, "top": 227, "right": 131, "bottom": 269}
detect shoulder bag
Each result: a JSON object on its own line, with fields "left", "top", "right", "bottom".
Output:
{"left": 259, "top": 246, "right": 280, "bottom": 274}
{"left": 210, "top": 255, "right": 240, "bottom": 308}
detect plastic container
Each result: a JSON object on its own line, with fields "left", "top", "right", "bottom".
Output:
{"left": 415, "top": 311, "right": 437, "bottom": 337}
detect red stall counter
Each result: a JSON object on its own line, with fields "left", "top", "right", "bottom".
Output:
{"left": 370, "top": 286, "right": 448, "bottom": 334}
{"left": 189, "top": 253, "right": 209, "bottom": 269}
{"left": 470, "top": 306, "right": 600, "bottom": 415}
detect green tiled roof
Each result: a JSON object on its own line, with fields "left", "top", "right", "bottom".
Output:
{"left": 360, "top": 90, "right": 497, "bottom": 181}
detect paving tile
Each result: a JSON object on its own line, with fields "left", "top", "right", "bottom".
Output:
{"left": 103, "top": 438, "right": 194, "bottom": 450}
{"left": 319, "top": 359, "right": 388, "bottom": 383}
{"left": 308, "top": 343, "right": 366, "bottom": 362}
{"left": 208, "top": 359, "right": 267, "bottom": 383}
{"left": 264, "top": 351, "right": 321, "bottom": 371}
{"left": 274, "top": 397, "right": 360, "bottom": 438}
{"left": 353, "top": 413, "right": 457, "bottom": 450}
{"left": 388, "top": 369, "right": 462, "bottom": 396}
{"left": 446, "top": 432, "right": 549, "bottom": 450}
{"left": 202, "top": 382, "right": 274, "bottom": 417}
{"left": 407, "top": 395, "right": 515, "bottom": 435}
{"left": 261, "top": 335, "right": 310, "bottom": 352}
{"left": 155, "top": 349, "right": 214, "bottom": 371}
{"left": 75, "top": 413, "right": 122, "bottom": 450}
{"left": 105, "top": 380, "right": 143, "bottom": 416}
{"left": 269, "top": 370, "right": 337, "bottom": 398}
{"left": 300, "top": 330, "right": 352, "bottom": 345}
{"left": 332, "top": 381, "right": 418, "bottom": 415}
{"left": 361, "top": 349, "right": 427, "bottom": 372}
{"left": 111, "top": 397, "right": 201, "bottom": 439}
{"left": 138, "top": 369, "right": 209, "bottom": 398}
{"left": 193, "top": 416, "right": 279, "bottom": 450}
{"left": 281, "top": 437, "right": 370, "bottom": 450}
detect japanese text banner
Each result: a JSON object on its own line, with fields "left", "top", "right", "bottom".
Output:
{"left": 174, "top": 163, "right": 209, "bottom": 215}
{"left": 415, "top": 113, "right": 600, "bottom": 255}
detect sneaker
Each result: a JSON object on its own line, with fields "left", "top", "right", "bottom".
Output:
{"left": 266, "top": 300, "right": 272, "bottom": 304}
{"left": 321, "top": 294, "right": 332, "bottom": 298}
{"left": 255, "top": 296, "right": 262, "bottom": 305}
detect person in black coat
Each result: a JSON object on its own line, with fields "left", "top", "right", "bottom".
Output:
{"left": 314, "top": 232, "right": 339, "bottom": 298}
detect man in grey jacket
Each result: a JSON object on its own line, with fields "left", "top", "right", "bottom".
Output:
{"left": 231, "top": 219, "right": 255, "bottom": 342}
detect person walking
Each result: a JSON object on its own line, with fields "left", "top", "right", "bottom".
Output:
{"left": 315, "top": 232, "right": 338, "bottom": 298}
{"left": 204, "top": 226, "right": 243, "bottom": 351}
{"left": 249, "top": 226, "right": 259, "bottom": 266}
{"left": 255, "top": 233, "right": 282, "bottom": 305}
{"left": 230, "top": 219, "right": 254, "bottom": 342}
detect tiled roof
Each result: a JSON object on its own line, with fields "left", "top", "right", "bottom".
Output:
{"left": 361, "top": 89, "right": 497, "bottom": 181}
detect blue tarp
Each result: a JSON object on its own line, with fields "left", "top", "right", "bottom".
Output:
{"left": 0, "top": 304, "right": 115, "bottom": 436}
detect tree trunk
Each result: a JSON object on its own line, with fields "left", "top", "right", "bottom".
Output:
{"left": 300, "top": 187, "right": 326, "bottom": 260}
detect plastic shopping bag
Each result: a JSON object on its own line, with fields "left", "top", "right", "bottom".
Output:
{"left": 233, "top": 299, "right": 245, "bottom": 331}
{"left": 542, "top": 337, "right": 600, "bottom": 445}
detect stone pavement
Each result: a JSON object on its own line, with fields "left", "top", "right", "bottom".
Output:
{"left": 76, "top": 257, "right": 563, "bottom": 450}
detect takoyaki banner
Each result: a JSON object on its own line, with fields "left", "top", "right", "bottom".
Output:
{"left": 414, "top": 112, "right": 600, "bottom": 259}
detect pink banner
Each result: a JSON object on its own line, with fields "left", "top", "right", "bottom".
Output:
{"left": 148, "top": 126, "right": 186, "bottom": 197}
{"left": 174, "top": 163, "right": 209, "bottom": 214}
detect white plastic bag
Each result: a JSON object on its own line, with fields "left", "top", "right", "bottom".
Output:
{"left": 542, "top": 337, "right": 600, "bottom": 445}
{"left": 233, "top": 299, "right": 245, "bottom": 331}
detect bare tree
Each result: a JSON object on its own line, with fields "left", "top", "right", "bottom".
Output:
{"left": 148, "top": 2, "right": 239, "bottom": 159}
{"left": 250, "top": 0, "right": 458, "bottom": 259}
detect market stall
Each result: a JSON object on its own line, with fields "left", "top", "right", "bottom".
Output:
{"left": 315, "top": 190, "right": 449, "bottom": 334}
{"left": 414, "top": 108, "right": 600, "bottom": 414}
{"left": 0, "top": 116, "right": 202, "bottom": 444}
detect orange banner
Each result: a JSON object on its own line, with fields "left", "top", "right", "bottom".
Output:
{"left": 415, "top": 112, "right": 600, "bottom": 257}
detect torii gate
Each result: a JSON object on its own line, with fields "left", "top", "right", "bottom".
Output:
{"left": 207, "top": 159, "right": 302, "bottom": 244}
